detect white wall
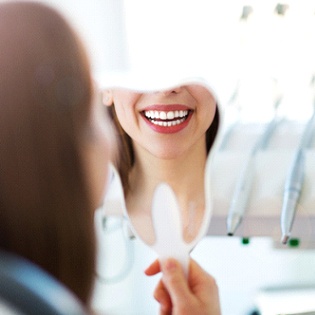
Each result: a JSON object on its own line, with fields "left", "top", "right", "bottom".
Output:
{"left": 40, "top": 0, "right": 128, "bottom": 76}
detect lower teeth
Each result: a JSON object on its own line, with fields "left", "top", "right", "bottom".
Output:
{"left": 151, "top": 117, "right": 186, "bottom": 126}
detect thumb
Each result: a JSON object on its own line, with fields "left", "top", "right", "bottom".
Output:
{"left": 161, "top": 258, "right": 191, "bottom": 305}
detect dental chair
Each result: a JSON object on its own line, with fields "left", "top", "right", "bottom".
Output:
{"left": 0, "top": 250, "right": 88, "bottom": 315}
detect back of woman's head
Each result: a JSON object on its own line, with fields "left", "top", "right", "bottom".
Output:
{"left": 0, "top": 1, "right": 95, "bottom": 304}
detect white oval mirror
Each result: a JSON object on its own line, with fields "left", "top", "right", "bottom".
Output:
{"left": 102, "top": 79, "right": 221, "bottom": 271}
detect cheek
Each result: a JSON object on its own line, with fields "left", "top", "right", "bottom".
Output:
{"left": 114, "top": 104, "right": 138, "bottom": 138}
{"left": 114, "top": 105, "right": 129, "bottom": 127}
{"left": 112, "top": 91, "right": 141, "bottom": 129}
{"left": 200, "top": 102, "right": 216, "bottom": 132}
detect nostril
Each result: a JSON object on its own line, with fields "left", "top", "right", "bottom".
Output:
{"left": 160, "top": 86, "right": 182, "bottom": 95}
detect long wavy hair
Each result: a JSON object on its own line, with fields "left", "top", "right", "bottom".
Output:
{"left": 0, "top": 2, "right": 96, "bottom": 305}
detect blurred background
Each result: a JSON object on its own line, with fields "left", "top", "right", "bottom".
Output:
{"left": 38, "top": 1, "right": 315, "bottom": 314}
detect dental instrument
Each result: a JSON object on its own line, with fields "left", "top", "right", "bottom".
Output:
{"left": 226, "top": 151, "right": 255, "bottom": 236}
{"left": 226, "top": 96, "right": 283, "bottom": 236}
{"left": 280, "top": 148, "right": 305, "bottom": 244}
{"left": 280, "top": 104, "right": 315, "bottom": 244}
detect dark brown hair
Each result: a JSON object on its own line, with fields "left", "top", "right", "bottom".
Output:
{"left": 107, "top": 100, "right": 220, "bottom": 195}
{"left": 0, "top": 2, "right": 95, "bottom": 305}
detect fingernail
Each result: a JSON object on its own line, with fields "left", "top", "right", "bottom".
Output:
{"left": 163, "top": 258, "right": 177, "bottom": 272}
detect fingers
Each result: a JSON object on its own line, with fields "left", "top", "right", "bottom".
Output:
{"left": 189, "top": 259, "right": 219, "bottom": 296}
{"left": 147, "top": 259, "right": 188, "bottom": 314}
{"left": 160, "top": 258, "right": 191, "bottom": 306}
{"left": 144, "top": 259, "right": 161, "bottom": 276}
{"left": 188, "top": 259, "right": 210, "bottom": 287}
{"left": 145, "top": 260, "right": 172, "bottom": 314}
{"left": 147, "top": 258, "right": 221, "bottom": 315}
{"left": 153, "top": 279, "right": 172, "bottom": 315}
{"left": 189, "top": 259, "right": 222, "bottom": 315}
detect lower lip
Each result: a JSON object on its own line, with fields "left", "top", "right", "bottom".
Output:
{"left": 141, "top": 112, "right": 192, "bottom": 134}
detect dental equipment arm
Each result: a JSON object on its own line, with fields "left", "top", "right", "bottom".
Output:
{"left": 280, "top": 107, "right": 315, "bottom": 244}
{"left": 281, "top": 149, "right": 305, "bottom": 244}
{"left": 226, "top": 113, "right": 282, "bottom": 236}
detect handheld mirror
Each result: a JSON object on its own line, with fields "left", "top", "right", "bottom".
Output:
{"left": 102, "top": 79, "right": 221, "bottom": 275}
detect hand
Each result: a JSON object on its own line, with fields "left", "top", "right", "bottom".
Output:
{"left": 145, "top": 258, "right": 221, "bottom": 315}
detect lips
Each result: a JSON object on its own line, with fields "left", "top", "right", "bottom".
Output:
{"left": 141, "top": 105, "right": 193, "bottom": 134}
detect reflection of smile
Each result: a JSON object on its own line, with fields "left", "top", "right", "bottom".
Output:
{"left": 144, "top": 110, "right": 189, "bottom": 126}
{"left": 140, "top": 104, "right": 193, "bottom": 134}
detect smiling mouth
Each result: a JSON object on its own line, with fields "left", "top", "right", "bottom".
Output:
{"left": 142, "top": 109, "right": 191, "bottom": 127}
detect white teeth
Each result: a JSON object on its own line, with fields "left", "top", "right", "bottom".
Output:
{"left": 151, "top": 118, "right": 186, "bottom": 126}
{"left": 143, "top": 109, "right": 190, "bottom": 128}
{"left": 160, "top": 112, "right": 167, "bottom": 120}
{"left": 144, "top": 110, "right": 188, "bottom": 120}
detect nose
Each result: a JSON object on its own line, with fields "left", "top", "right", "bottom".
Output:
{"left": 159, "top": 86, "right": 182, "bottom": 96}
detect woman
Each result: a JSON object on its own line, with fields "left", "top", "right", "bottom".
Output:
{"left": 103, "top": 84, "right": 220, "bottom": 243}
{"left": 0, "top": 0, "right": 110, "bottom": 306}
{"left": 0, "top": 1, "right": 221, "bottom": 314}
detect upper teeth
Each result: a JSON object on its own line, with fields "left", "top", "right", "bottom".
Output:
{"left": 144, "top": 110, "right": 188, "bottom": 120}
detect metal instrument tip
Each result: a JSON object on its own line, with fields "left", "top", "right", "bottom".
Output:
{"left": 281, "top": 234, "right": 289, "bottom": 245}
